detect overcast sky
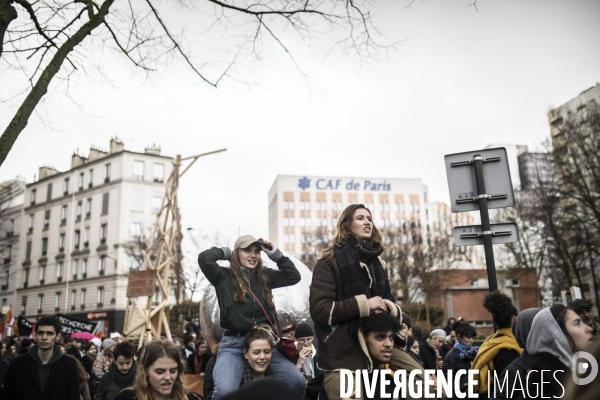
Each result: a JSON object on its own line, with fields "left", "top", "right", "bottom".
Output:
{"left": 1, "top": 0, "right": 599, "bottom": 246}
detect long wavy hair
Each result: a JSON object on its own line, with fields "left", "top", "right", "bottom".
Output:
{"left": 125, "top": 340, "right": 187, "bottom": 400}
{"left": 229, "top": 246, "right": 273, "bottom": 308}
{"left": 318, "top": 203, "right": 386, "bottom": 261}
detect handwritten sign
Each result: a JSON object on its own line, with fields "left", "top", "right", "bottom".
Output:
{"left": 127, "top": 270, "right": 157, "bottom": 297}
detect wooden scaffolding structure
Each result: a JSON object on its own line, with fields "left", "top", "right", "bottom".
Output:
{"left": 123, "top": 149, "right": 226, "bottom": 348}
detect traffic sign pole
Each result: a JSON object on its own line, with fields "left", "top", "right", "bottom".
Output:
{"left": 473, "top": 156, "right": 499, "bottom": 292}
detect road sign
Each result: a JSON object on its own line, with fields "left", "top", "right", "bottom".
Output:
{"left": 445, "top": 147, "right": 515, "bottom": 213}
{"left": 453, "top": 223, "right": 519, "bottom": 246}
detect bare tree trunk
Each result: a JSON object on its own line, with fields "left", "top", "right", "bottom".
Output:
{"left": 0, "top": 0, "right": 18, "bottom": 58}
{"left": 0, "top": 0, "right": 115, "bottom": 167}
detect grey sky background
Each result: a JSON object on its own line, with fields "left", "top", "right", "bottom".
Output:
{"left": 1, "top": 0, "right": 599, "bottom": 245}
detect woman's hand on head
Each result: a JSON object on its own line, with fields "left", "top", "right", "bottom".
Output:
{"left": 367, "top": 296, "right": 387, "bottom": 313}
{"left": 258, "top": 238, "right": 275, "bottom": 252}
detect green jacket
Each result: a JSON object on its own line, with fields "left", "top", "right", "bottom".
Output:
{"left": 198, "top": 247, "right": 301, "bottom": 333}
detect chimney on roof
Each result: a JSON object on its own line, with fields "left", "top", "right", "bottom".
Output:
{"left": 72, "top": 151, "right": 87, "bottom": 168}
{"left": 110, "top": 137, "right": 125, "bottom": 154}
{"left": 39, "top": 166, "right": 60, "bottom": 180}
{"left": 144, "top": 144, "right": 161, "bottom": 156}
{"left": 88, "top": 146, "right": 108, "bottom": 162}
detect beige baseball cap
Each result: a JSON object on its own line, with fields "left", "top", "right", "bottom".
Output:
{"left": 234, "top": 235, "right": 261, "bottom": 250}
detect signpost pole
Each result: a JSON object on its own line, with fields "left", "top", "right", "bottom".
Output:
{"left": 473, "top": 156, "right": 499, "bottom": 292}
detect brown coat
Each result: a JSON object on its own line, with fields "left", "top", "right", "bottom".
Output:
{"left": 309, "top": 256, "right": 398, "bottom": 372}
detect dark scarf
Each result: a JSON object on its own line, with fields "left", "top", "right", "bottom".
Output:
{"left": 334, "top": 236, "right": 389, "bottom": 300}
{"left": 240, "top": 360, "right": 272, "bottom": 387}
{"left": 111, "top": 361, "right": 137, "bottom": 387}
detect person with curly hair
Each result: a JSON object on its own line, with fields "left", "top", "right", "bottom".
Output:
{"left": 198, "top": 235, "right": 304, "bottom": 400}
{"left": 310, "top": 204, "right": 399, "bottom": 400}
{"left": 472, "top": 291, "right": 521, "bottom": 398}
{"left": 115, "top": 340, "right": 200, "bottom": 400}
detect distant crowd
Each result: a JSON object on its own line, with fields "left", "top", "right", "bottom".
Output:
{"left": 0, "top": 203, "right": 599, "bottom": 400}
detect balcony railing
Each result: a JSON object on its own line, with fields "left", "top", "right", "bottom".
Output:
{"left": 97, "top": 302, "right": 103, "bottom": 308}
{"left": 39, "top": 279, "right": 45, "bottom": 285}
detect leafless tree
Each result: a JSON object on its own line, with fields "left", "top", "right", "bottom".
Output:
{"left": 298, "top": 227, "right": 329, "bottom": 270}
{"left": 0, "top": 0, "right": 401, "bottom": 166}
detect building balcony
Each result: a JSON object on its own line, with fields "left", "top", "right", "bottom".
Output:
{"left": 63, "top": 191, "right": 68, "bottom": 196}
{"left": 105, "top": 177, "right": 110, "bottom": 183}
{"left": 1, "top": 285, "right": 7, "bottom": 291}
{"left": 72, "top": 275, "right": 77, "bottom": 281}
{"left": 37, "top": 308, "right": 43, "bottom": 314}
{"left": 97, "top": 302, "right": 103, "bottom": 309}
{"left": 23, "top": 282, "right": 28, "bottom": 289}
{"left": 60, "top": 219, "right": 66, "bottom": 226}
{"left": 80, "top": 304, "right": 85, "bottom": 310}
{"left": 43, "top": 225, "right": 49, "bottom": 231}
{"left": 58, "top": 247, "right": 64, "bottom": 253}
{"left": 99, "top": 269, "right": 105, "bottom": 276}
{"left": 88, "top": 182, "right": 93, "bottom": 188}
{"left": 100, "top": 238, "right": 106, "bottom": 245}
{"left": 71, "top": 305, "right": 76, "bottom": 311}
{"left": 57, "top": 277, "right": 62, "bottom": 282}
{"left": 85, "top": 213, "right": 91, "bottom": 219}
{"left": 74, "top": 244, "right": 79, "bottom": 250}
{"left": 82, "top": 273, "right": 87, "bottom": 279}
{"left": 79, "top": 186, "right": 83, "bottom": 192}
{"left": 28, "top": 227, "right": 33, "bottom": 234}
{"left": 84, "top": 241, "right": 89, "bottom": 248}
{"left": 76, "top": 215, "right": 81, "bottom": 222}
{"left": 54, "top": 306, "right": 60, "bottom": 312}
{"left": 39, "top": 279, "right": 45, "bottom": 285}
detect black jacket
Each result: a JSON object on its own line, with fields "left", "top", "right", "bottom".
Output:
{"left": 442, "top": 348, "right": 475, "bottom": 400}
{"left": 0, "top": 346, "right": 80, "bottom": 400}
{"left": 491, "top": 350, "right": 569, "bottom": 400}
{"left": 186, "top": 352, "right": 211, "bottom": 375}
{"left": 419, "top": 339, "right": 438, "bottom": 370}
{"left": 203, "top": 356, "right": 217, "bottom": 400}
{"left": 0, "top": 356, "right": 8, "bottom": 398}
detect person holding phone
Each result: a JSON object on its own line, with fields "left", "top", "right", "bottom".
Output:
{"left": 198, "top": 235, "right": 305, "bottom": 400}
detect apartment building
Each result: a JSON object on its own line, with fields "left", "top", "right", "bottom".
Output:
{"left": 15, "top": 138, "right": 173, "bottom": 335}
{"left": 0, "top": 179, "right": 26, "bottom": 312}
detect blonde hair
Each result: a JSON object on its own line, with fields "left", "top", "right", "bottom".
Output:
{"left": 125, "top": 340, "right": 187, "bottom": 400}
{"left": 229, "top": 247, "right": 274, "bottom": 309}
{"left": 318, "top": 204, "right": 386, "bottom": 261}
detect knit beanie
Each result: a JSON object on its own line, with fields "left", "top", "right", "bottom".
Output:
{"left": 102, "top": 338, "right": 116, "bottom": 351}
{"left": 294, "top": 323, "right": 314, "bottom": 338}
{"left": 401, "top": 313, "right": 412, "bottom": 328}
{"left": 430, "top": 329, "right": 446, "bottom": 339}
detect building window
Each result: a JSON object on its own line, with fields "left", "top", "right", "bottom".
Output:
{"left": 102, "top": 192, "right": 109, "bottom": 215}
{"left": 63, "top": 178, "right": 69, "bottom": 195}
{"left": 79, "top": 172, "right": 84, "bottom": 191}
{"left": 84, "top": 227, "right": 90, "bottom": 247}
{"left": 38, "top": 294, "right": 44, "bottom": 313}
{"left": 133, "top": 161, "right": 144, "bottom": 181}
{"left": 72, "top": 259, "right": 78, "bottom": 280}
{"left": 26, "top": 241, "right": 32, "bottom": 260}
{"left": 97, "top": 287, "right": 104, "bottom": 308}
{"left": 105, "top": 163, "right": 111, "bottom": 182}
{"left": 299, "top": 201, "right": 311, "bottom": 210}
{"left": 81, "top": 288, "right": 86, "bottom": 310}
{"left": 7, "top": 219, "right": 14, "bottom": 236}
{"left": 5, "top": 245, "right": 11, "bottom": 262}
{"left": 2, "top": 270, "right": 9, "bottom": 290}
{"left": 100, "top": 223, "right": 107, "bottom": 244}
{"left": 153, "top": 163, "right": 164, "bottom": 182}
{"left": 31, "top": 188, "right": 36, "bottom": 205}
{"left": 23, "top": 268, "right": 29, "bottom": 288}
{"left": 46, "top": 183, "right": 52, "bottom": 202}
{"left": 28, "top": 214, "right": 34, "bottom": 234}
{"left": 130, "top": 222, "right": 142, "bottom": 241}
{"left": 85, "top": 198, "right": 92, "bottom": 218}
{"left": 131, "top": 190, "right": 144, "bottom": 211}
{"left": 56, "top": 262, "right": 63, "bottom": 282}
{"left": 58, "top": 233, "right": 65, "bottom": 252}
{"left": 71, "top": 290, "right": 77, "bottom": 311}
{"left": 39, "top": 265, "right": 46, "bottom": 285}
{"left": 98, "top": 256, "right": 106, "bottom": 276}
{"left": 89, "top": 169, "right": 94, "bottom": 188}
{"left": 21, "top": 296, "right": 27, "bottom": 315}
{"left": 61, "top": 205, "right": 67, "bottom": 224}
{"left": 74, "top": 230, "right": 80, "bottom": 249}
{"left": 152, "top": 195, "right": 162, "bottom": 214}
{"left": 55, "top": 292, "right": 61, "bottom": 311}
{"left": 82, "top": 259, "right": 88, "bottom": 279}
{"left": 283, "top": 200, "right": 295, "bottom": 210}
{"left": 44, "top": 209, "right": 50, "bottom": 229}
{"left": 470, "top": 279, "right": 478, "bottom": 287}
{"left": 396, "top": 203, "right": 405, "bottom": 213}
{"left": 41, "top": 237, "right": 48, "bottom": 256}
{"left": 76, "top": 201, "right": 82, "bottom": 220}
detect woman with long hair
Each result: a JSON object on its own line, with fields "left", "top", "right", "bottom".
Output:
{"left": 67, "top": 354, "right": 92, "bottom": 400}
{"left": 491, "top": 305, "right": 593, "bottom": 400}
{"left": 198, "top": 235, "right": 304, "bottom": 400}
{"left": 241, "top": 325, "right": 275, "bottom": 386}
{"left": 309, "top": 203, "right": 398, "bottom": 400}
{"left": 186, "top": 340, "right": 211, "bottom": 376}
{"left": 115, "top": 340, "right": 200, "bottom": 400}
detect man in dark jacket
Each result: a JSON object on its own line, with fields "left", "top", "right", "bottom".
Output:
{"left": 96, "top": 341, "right": 137, "bottom": 400}
{"left": 0, "top": 316, "right": 80, "bottom": 400}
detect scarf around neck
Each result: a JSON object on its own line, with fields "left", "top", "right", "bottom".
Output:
{"left": 472, "top": 328, "right": 523, "bottom": 393}
{"left": 454, "top": 340, "right": 478, "bottom": 361}
{"left": 334, "top": 236, "right": 388, "bottom": 301}
{"left": 112, "top": 361, "right": 137, "bottom": 387}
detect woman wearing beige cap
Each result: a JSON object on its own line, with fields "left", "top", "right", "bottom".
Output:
{"left": 198, "top": 235, "right": 304, "bottom": 400}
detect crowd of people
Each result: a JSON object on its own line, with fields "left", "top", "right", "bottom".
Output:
{"left": 0, "top": 203, "right": 599, "bottom": 400}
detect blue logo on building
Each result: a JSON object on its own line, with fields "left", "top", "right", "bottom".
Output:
{"left": 298, "top": 177, "right": 311, "bottom": 190}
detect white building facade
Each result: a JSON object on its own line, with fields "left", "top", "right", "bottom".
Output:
{"left": 268, "top": 175, "right": 431, "bottom": 258}
{"left": 15, "top": 138, "right": 173, "bottom": 334}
